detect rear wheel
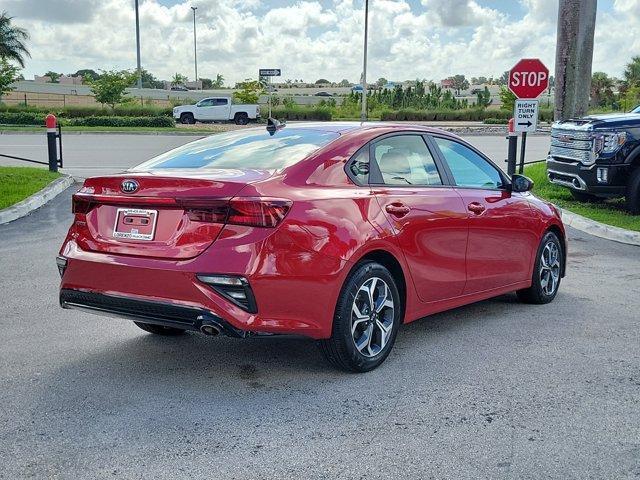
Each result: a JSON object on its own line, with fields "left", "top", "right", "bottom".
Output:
{"left": 180, "top": 113, "right": 195, "bottom": 125}
{"left": 318, "top": 262, "right": 401, "bottom": 372}
{"left": 516, "top": 231, "right": 563, "bottom": 304}
{"left": 570, "top": 190, "right": 602, "bottom": 203}
{"left": 134, "top": 322, "right": 186, "bottom": 336}
{"left": 624, "top": 167, "right": 640, "bottom": 215}
{"left": 234, "top": 112, "right": 249, "bottom": 125}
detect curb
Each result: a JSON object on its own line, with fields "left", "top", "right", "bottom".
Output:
{"left": 0, "top": 175, "right": 76, "bottom": 225}
{"left": 561, "top": 208, "right": 640, "bottom": 247}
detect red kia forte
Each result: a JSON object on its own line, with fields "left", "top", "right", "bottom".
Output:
{"left": 58, "top": 122, "right": 566, "bottom": 372}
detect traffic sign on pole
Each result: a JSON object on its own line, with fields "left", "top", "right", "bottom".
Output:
{"left": 508, "top": 59, "right": 549, "bottom": 99}
{"left": 513, "top": 99, "right": 539, "bottom": 133}
{"left": 259, "top": 69, "right": 281, "bottom": 77}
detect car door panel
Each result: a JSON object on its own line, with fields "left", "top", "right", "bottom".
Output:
{"left": 369, "top": 134, "right": 469, "bottom": 303}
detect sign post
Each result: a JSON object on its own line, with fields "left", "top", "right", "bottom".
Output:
{"left": 259, "top": 69, "right": 281, "bottom": 118}
{"left": 508, "top": 58, "right": 549, "bottom": 174}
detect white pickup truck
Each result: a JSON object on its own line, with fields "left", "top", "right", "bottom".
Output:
{"left": 173, "top": 97, "right": 260, "bottom": 125}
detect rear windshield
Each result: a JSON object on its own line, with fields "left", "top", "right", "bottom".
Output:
{"left": 132, "top": 128, "right": 339, "bottom": 171}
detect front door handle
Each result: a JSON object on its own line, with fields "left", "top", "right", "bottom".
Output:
{"left": 467, "top": 202, "right": 486, "bottom": 215}
{"left": 385, "top": 203, "right": 411, "bottom": 218}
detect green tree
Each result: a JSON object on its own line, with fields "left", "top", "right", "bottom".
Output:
{"left": 85, "top": 69, "right": 138, "bottom": 109}
{"left": 74, "top": 69, "right": 100, "bottom": 81}
{"left": 499, "top": 86, "right": 516, "bottom": 111}
{"left": 450, "top": 74, "right": 469, "bottom": 94}
{"left": 44, "top": 70, "right": 61, "bottom": 83}
{"left": 212, "top": 73, "right": 225, "bottom": 88}
{"left": 476, "top": 86, "right": 492, "bottom": 108}
{"left": 200, "top": 78, "right": 213, "bottom": 89}
{"left": 139, "top": 69, "right": 163, "bottom": 89}
{"left": 623, "top": 56, "right": 640, "bottom": 89}
{"left": 0, "top": 11, "right": 30, "bottom": 67}
{"left": 338, "top": 78, "right": 351, "bottom": 87}
{"left": 590, "top": 71, "right": 614, "bottom": 107}
{"left": 233, "top": 79, "right": 262, "bottom": 104}
{"left": 315, "top": 78, "right": 330, "bottom": 85}
{"left": 171, "top": 73, "right": 188, "bottom": 87}
{"left": 0, "top": 57, "right": 19, "bottom": 97}
{"left": 375, "top": 77, "right": 388, "bottom": 88}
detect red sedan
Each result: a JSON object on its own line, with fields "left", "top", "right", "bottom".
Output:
{"left": 58, "top": 122, "right": 566, "bottom": 372}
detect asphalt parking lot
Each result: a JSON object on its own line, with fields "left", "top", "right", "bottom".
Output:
{"left": 1, "top": 185, "right": 639, "bottom": 478}
{"left": 0, "top": 131, "right": 551, "bottom": 178}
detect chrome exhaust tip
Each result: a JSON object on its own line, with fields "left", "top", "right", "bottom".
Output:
{"left": 200, "top": 324, "right": 221, "bottom": 336}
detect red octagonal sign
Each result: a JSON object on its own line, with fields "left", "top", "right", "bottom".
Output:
{"left": 509, "top": 58, "right": 549, "bottom": 99}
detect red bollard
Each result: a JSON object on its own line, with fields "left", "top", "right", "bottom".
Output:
{"left": 506, "top": 118, "right": 518, "bottom": 176}
{"left": 45, "top": 114, "right": 58, "bottom": 172}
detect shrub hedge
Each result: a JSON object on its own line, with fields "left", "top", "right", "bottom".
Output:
{"left": 0, "top": 104, "right": 173, "bottom": 118}
{"left": 0, "top": 111, "right": 46, "bottom": 125}
{"left": 67, "top": 116, "right": 175, "bottom": 127}
{"left": 270, "top": 106, "right": 332, "bottom": 121}
{"left": 380, "top": 108, "right": 554, "bottom": 122}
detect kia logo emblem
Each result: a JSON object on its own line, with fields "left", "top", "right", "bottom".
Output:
{"left": 121, "top": 179, "right": 139, "bottom": 193}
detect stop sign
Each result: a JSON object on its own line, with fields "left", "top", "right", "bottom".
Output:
{"left": 508, "top": 58, "right": 549, "bottom": 99}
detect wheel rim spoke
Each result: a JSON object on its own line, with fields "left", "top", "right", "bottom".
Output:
{"left": 351, "top": 276, "right": 395, "bottom": 358}
{"left": 539, "top": 241, "right": 561, "bottom": 296}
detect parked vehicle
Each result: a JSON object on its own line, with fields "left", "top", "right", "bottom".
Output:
{"left": 547, "top": 105, "right": 640, "bottom": 212}
{"left": 172, "top": 97, "right": 260, "bottom": 125}
{"left": 58, "top": 122, "right": 566, "bottom": 372}
{"left": 315, "top": 91, "right": 333, "bottom": 97}
{"left": 170, "top": 85, "right": 189, "bottom": 91}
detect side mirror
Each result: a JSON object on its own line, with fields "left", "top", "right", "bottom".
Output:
{"left": 511, "top": 174, "right": 534, "bottom": 192}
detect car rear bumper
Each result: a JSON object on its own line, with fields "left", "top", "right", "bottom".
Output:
{"left": 546, "top": 157, "right": 627, "bottom": 196}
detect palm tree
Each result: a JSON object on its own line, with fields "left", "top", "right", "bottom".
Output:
{"left": 590, "top": 72, "right": 614, "bottom": 107}
{"left": 623, "top": 56, "right": 640, "bottom": 90}
{"left": 0, "top": 12, "right": 30, "bottom": 67}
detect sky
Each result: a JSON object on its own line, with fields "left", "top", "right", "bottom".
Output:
{"left": 1, "top": 0, "right": 639, "bottom": 85}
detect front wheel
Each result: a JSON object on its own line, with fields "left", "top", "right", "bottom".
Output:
{"left": 516, "top": 231, "right": 563, "bottom": 304}
{"left": 134, "top": 322, "right": 186, "bottom": 336}
{"left": 624, "top": 168, "right": 640, "bottom": 215}
{"left": 318, "top": 262, "right": 401, "bottom": 372}
{"left": 180, "top": 113, "right": 195, "bottom": 125}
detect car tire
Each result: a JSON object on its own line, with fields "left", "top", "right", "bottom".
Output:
{"left": 516, "top": 231, "right": 563, "bottom": 304}
{"left": 180, "top": 113, "right": 195, "bottom": 125}
{"left": 317, "top": 261, "right": 401, "bottom": 372}
{"left": 570, "top": 190, "right": 602, "bottom": 203}
{"left": 624, "top": 167, "right": 640, "bottom": 215}
{"left": 234, "top": 113, "right": 249, "bottom": 125}
{"left": 133, "top": 321, "right": 186, "bottom": 336}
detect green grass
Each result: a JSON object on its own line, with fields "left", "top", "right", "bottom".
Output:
{"left": 526, "top": 162, "right": 640, "bottom": 232}
{"left": 0, "top": 167, "right": 62, "bottom": 209}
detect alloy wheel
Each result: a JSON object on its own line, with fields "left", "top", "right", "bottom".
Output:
{"left": 351, "top": 277, "right": 395, "bottom": 358}
{"left": 539, "top": 241, "right": 561, "bottom": 296}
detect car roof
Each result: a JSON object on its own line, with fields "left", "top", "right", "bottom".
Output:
{"left": 279, "top": 121, "right": 455, "bottom": 137}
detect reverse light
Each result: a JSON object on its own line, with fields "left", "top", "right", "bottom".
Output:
{"left": 197, "top": 274, "right": 257, "bottom": 313}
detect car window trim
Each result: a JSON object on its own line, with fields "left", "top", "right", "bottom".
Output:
{"left": 428, "top": 133, "right": 510, "bottom": 191}
{"left": 344, "top": 145, "right": 371, "bottom": 187}
{"left": 366, "top": 132, "right": 453, "bottom": 188}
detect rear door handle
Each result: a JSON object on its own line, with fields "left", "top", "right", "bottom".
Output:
{"left": 467, "top": 202, "right": 486, "bottom": 215}
{"left": 385, "top": 203, "right": 411, "bottom": 217}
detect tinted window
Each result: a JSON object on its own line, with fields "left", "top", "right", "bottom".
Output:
{"left": 214, "top": 98, "right": 229, "bottom": 106}
{"left": 132, "top": 128, "right": 339, "bottom": 171}
{"left": 434, "top": 137, "right": 503, "bottom": 189}
{"left": 348, "top": 148, "right": 369, "bottom": 185}
{"left": 373, "top": 135, "right": 442, "bottom": 186}
{"left": 197, "top": 99, "right": 214, "bottom": 107}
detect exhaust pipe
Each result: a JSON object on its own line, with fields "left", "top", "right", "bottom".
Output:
{"left": 200, "top": 323, "right": 221, "bottom": 336}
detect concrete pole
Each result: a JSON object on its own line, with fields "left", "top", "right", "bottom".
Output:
{"left": 554, "top": 0, "right": 597, "bottom": 121}
{"left": 360, "top": 0, "right": 369, "bottom": 122}
{"left": 191, "top": 6, "right": 198, "bottom": 86}
{"left": 135, "top": 0, "right": 142, "bottom": 90}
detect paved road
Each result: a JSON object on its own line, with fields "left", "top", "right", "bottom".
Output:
{"left": 0, "top": 188, "right": 638, "bottom": 479}
{"left": 0, "top": 132, "right": 550, "bottom": 178}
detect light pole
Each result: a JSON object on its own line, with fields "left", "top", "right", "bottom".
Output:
{"left": 191, "top": 6, "right": 198, "bottom": 88}
{"left": 135, "top": 0, "right": 142, "bottom": 90}
{"left": 360, "top": 0, "right": 369, "bottom": 122}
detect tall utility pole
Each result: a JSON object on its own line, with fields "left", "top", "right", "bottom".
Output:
{"left": 135, "top": 0, "right": 142, "bottom": 90}
{"left": 554, "top": 0, "right": 597, "bottom": 121}
{"left": 360, "top": 0, "right": 369, "bottom": 122}
{"left": 191, "top": 6, "right": 198, "bottom": 87}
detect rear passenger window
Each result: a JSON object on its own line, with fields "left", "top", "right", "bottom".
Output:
{"left": 373, "top": 135, "right": 442, "bottom": 186}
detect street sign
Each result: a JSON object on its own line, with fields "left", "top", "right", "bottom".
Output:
{"left": 514, "top": 99, "right": 539, "bottom": 133}
{"left": 508, "top": 58, "right": 549, "bottom": 99}
{"left": 259, "top": 69, "right": 281, "bottom": 77}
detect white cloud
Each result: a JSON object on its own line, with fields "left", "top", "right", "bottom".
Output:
{"left": 1, "top": 0, "right": 638, "bottom": 84}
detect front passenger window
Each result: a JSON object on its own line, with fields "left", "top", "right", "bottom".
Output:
{"left": 434, "top": 137, "right": 503, "bottom": 189}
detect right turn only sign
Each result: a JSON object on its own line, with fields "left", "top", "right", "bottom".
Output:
{"left": 513, "top": 99, "right": 539, "bottom": 133}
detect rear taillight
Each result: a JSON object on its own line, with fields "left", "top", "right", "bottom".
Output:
{"left": 186, "top": 198, "right": 291, "bottom": 228}
{"left": 72, "top": 195, "right": 95, "bottom": 215}
{"left": 227, "top": 198, "right": 292, "bottom": 228}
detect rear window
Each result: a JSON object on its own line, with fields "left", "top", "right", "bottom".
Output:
{"left": 132, "top": 128, "right": 340, "bottom": 171}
